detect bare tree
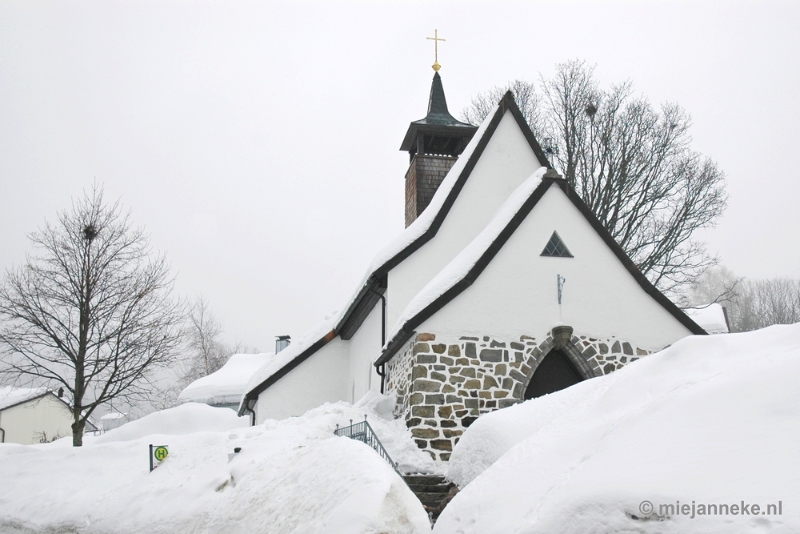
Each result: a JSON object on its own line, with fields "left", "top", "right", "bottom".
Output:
{"left": 0, "top": 186, "right": 184, "bottom": 446}
{"left": 682, "top": 265, "right": 742, "bottom": 309}
{"left": 462, "top": 79, "right": 545, "bottom": 140}
{"left": 182, "top": 296, "right": 228, "bottom": 384}
{"left": 147, "top": 297, "right": 262, "bottom": 409}
{"left": 462, "top": 60, "right": 728, "bottom": 295}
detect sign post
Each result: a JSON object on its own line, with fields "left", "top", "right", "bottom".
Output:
{"left": 149, "top": 444, "right": 169, "bottom": 472}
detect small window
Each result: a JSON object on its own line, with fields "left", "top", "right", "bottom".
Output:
{"left": 541, "top": 231, "right": 573, "bottom": 257}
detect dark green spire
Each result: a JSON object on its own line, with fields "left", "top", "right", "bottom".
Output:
{"left": 400, "top": 72, "right": 477, "bottom": 156}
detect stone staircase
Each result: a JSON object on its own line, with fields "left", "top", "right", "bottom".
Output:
{"left": 403, "top": 474, "right": 457, "bottom": 524}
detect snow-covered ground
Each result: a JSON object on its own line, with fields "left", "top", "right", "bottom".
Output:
{"left": 0, "top": 396, "right": 432, "bottom": 534}
{"left": 4, "top": 325, "right": 799, "bottom": 533}
{"left": 436, "top": 324, "right": 800, "bottom": 533}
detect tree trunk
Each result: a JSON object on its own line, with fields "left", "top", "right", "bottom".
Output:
{"left": 71, "top": 416, "right": 85, "bottom": 446}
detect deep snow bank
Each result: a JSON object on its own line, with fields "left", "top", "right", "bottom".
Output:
{"left": 94, "top": 402, "right": 250, "bottom": 443}
{"left": 437, "top": 324, "right": 800, "bottom": 533}
{"left": 0, "top": 394, "right": 431, "bottom": 534}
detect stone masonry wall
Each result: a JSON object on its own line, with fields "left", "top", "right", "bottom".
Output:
{"left": 385, "top": 331, "right": 652, "bottom": 462}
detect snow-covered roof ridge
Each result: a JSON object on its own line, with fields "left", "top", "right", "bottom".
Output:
{"left": 366, "top": 102, "right": 499, "bottom": 275}
{"left": 0, "top": 386, "right": 51, "bottom": 411}
{"left": 327, "top": 101, "right": 503, "bottom": 340}
{"left": 378, "top": 167, "right": 549, "bottom": 360}
{"left": 335, "top": 92, "right": 551, "bottom": 338}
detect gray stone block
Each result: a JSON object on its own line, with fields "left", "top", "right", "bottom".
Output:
{"left": 465, "top": 343, "right": 476, "bottom": 358}
{"left": 414, "top": 380, "right": 441, "bottom": 392}
{"left": 426, "top": 394, "right": 445, "bottom": 405}
{"left": 480, "top": 349, "right": 502, "bottom": 362}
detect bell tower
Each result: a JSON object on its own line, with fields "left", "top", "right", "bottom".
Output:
{"left": 400, "top": 33, "right": 477, "bottom": 227}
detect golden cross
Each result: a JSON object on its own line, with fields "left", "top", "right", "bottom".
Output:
{"left": 426, "top": 29, "right": 446, "bottom": 72}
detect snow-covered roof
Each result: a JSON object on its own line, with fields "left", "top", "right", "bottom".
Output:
{"left": 239, "top": 316, "right": 340, "bottom": 413}
{"left": 179, "top": 353, "right": 274, "bottom": 407}
{"left": 684, "top": 303, "right": 730, "bottom": 334}
{"left": 336, "top": 93, "right": 548, "bottom": 341}
{"left": 240, "top": 98, "right": 523, "bottom": 412}
{"left": 99, "top": 412, "right": 127, "bottom": 420}
{"left": 375, "top": 170, "right": 707, "bottom": 365}
{"left": 0, "top": 386, "right": 49, "bottom": 411}
{"left": 365, "top": 102, "right": 499, "bottom": 276}
{"left": 385, "top": 167, "right": 547, "bottom": 344}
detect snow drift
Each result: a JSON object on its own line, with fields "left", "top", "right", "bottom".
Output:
{"left": 0, "top": 394, "right": 431, "bottom": 534}
{"left": 436, "top": 324, "right": 800, "bottom": 533}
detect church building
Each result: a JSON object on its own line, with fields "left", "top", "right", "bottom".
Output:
{"left": 239, "top": 67, "right": 705, "bottom": 461}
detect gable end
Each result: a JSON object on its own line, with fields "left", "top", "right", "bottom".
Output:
{"left": 338, "top": 93, "right": 552, "bottom": 339}
{"left": 375, "top": 177, "right": 706, "bottom": 366}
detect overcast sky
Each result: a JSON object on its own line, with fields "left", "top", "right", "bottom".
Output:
{"left": 1, "top": 1, "right": 799, "bottom": 352}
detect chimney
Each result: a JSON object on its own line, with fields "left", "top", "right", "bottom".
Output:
{"left": 275, "top": 335, "right": 291, "bottom": 354}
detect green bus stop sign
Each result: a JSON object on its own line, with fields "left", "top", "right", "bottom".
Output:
{"left": 154, "top": 446, "right": 168, "bottom": 461}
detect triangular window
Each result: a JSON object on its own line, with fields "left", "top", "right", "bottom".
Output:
{"left": 541, "top": 231, "right": 573, "bottom": 257}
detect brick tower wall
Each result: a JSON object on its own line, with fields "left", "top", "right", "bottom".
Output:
{"left": 405, "top": 155, "right": 459, "bottom": 227}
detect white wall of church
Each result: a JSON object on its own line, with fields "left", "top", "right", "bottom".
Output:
{"left": 417, "top": 183, "right": 694, "bottom": 351}
{"left": 387, "top": 111, "right": 543, "bottom": 330}
{"left": 346, "top": 302, "right": 383, "bottom": 402}
{"left": 254, "top": 338, "right": 349, "bottom": 422}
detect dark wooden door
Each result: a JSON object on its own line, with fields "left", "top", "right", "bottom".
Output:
{"left": 524, "top": 349, "right": 584, "bottom": 400}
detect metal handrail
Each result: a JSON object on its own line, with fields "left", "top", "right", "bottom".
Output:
{"left": 335, "top": 416, "right": 400, "bottom": 475}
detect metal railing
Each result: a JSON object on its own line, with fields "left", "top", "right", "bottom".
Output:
{"left": 335, "top": 416, "right": 400, "bottom": 475}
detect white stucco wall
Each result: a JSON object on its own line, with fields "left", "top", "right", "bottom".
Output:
{"left": 346, "top": 302, "right": 382, "bottom": 402}
{"left": 387, "top": 111, "right": 543, "bottom": 329}
{"left": 0, "top": 394, "right": 73, "bottom": 444}
{"left": 254, "top": 337, "right": 349, "bottom": 423}
{"left": 418, "top": 183, "right": 694, "bottom": 351}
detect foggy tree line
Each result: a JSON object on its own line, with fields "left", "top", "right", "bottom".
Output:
{"left": 686, "top": 266, "right": 800, "bottom": 333}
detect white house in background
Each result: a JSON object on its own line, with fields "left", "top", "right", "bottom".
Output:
{"left": 239, "top": 71, "right": 706, "bottom": 461}
{"left": 180, "top": 353, "right": 273, "bottom": 410}
{"left": 98, "top": 411, "right": 129, "bottom": 432}
{"left": 685, "top": 303, "right": 730, "bottom": 334}
{"left": 0, "top": 387, "right": 73, "bottom": 444}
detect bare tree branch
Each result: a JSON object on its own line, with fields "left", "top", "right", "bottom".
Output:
{"left": 462, "top": 60, "right": 728, "bottom": 296}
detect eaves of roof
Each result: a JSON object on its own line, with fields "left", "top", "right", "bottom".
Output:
{"left": 0, "top": 390, "right": 66, "bottom": 413}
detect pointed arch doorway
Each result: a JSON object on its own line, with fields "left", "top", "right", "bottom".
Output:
{"left": 523, "top": 348, "right": 585, "bottom": 400}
